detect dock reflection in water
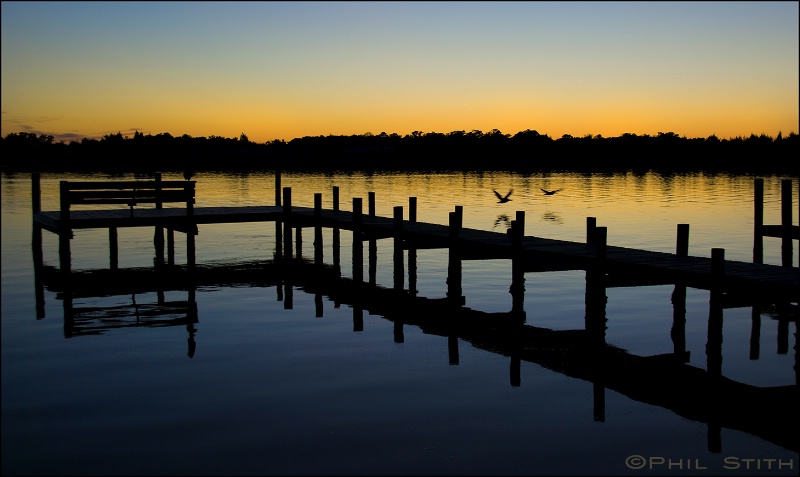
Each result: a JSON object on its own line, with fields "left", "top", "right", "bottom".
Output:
{"left": 9, "top": 171, "right": 798, "bottom": 475}
{"left": 34, "top": 214, "right": 798, "bottom": 455}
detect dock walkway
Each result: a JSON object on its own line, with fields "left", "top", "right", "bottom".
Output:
{"left": 34, "top": 201, "right": 799, "bottom": 301}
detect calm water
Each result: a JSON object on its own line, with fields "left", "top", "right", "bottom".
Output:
{"left": 1, "top": 170, "right": 798, "bottom": 476}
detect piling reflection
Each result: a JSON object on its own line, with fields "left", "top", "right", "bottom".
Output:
{"left": 31, "top": 198, "right": 798, "bottom": 456}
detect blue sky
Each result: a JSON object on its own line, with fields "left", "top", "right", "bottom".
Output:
{"left": 2, "top": 1, "right": 798, "bottom": 143}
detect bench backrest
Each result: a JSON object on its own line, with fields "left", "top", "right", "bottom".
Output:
{"left": 60, "top": 180, "right": 195, "bottom": 220}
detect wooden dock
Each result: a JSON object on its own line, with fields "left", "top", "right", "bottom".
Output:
{"left": 28, "top": 172, "right": 799, "bottom": 453}
{"left": 32, "top": 173, "right": 799, "bottom": 303}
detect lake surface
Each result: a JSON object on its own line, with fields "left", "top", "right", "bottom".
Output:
{"left": 1, "top": 170, "right": 798, "bottom": 476}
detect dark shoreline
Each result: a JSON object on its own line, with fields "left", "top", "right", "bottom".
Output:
{"left": 2, "top": 130, "right": 798, "bottom": 175}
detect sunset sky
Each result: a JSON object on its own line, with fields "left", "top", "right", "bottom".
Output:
{"left": 2, "top": 1, "right": 798, "bottom": 144}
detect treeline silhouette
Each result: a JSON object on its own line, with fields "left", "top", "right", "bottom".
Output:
{"left": 1, "top": 129, "right": 798, "bottom": 174}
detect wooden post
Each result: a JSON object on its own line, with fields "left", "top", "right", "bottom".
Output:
{"left": 586, "top": 217, "right": 596, "bottom": 245}
{"left": 282, "top": 188, "right": 294, "bottom": 309}
{"left": 282, "top": 187, "right": 292, "bottom": 216}
{"left": 311, "top": 194, "right": 322, "bottom": 316}
{"left": 780, "top": 179, "right": 793, "bottom": 267}
{"left": 332, "top": 187, "right": 340, "bottom": 275}
{"left": 368, "top": 193, "right": 376, "bottom": 286}
{"left": 352, "top": 197, "right": 363, "bottom": 289}
{"left": 369, "top": 235, "right": 377, "bottom": 286}
{"left": 59, "top": 181, "right": 70, "bottom": 222}
{"left": 447, "top": 211, "right": 463, "bottom": 307}
{"left": 594, "top": 226, "right": 607, "bottom": 262}
{"left": 676, "top": 224, "right": 689, "bottom": 257}
{"left": 31, "top": 174, "right": 52, "bottom": 317}
{"left": 711, "top": 247, "right": 725, "bottom": 279}
{"left": 368, "top": 191, "right": 376, "bottom": 217}
{"left": 393, "top": 205, "right": 404, "bottom": 292}
{"left": 706, "top": 248, "right": 724, "bottom": 454}
{"left": 314, "top": 193, "right": 323, "bottom": 267}
{"left": 352, "top": 197, "right": 362, "bottom": 230}
{"left": 781, "top": 179, "right": 792, "bottom": 230}
{"left": 333, "top": 186, "right": 339, "bottom": 211}
{"left": 275, "top": 170, "right": 281, "bottom": 206}
{"left": 58, "top": 181, "right": 72, "bottom": 276}
{"left": 352, "top": 260, "right": 363, "bottom": 324}
{"left": 408, "top": 197, "right": 417, "bottom": 299}
{"left": 754, "top": 179, "right": 764, "bottom": 264}
{"left": 186, "top": 181, "right": 195, "bottom": 217}
{"left": 515, "top": 210, "right": 525, "bottom": 239}
{"left": 672, "top": 223, "right": 689, "bottom": 362}
{"left": 185, "top": 181, "right": 196, "bottom": 271}
{"left": 32, "top": 218, "right": 45, "bottom": 319}
{"left": 586, "top": 226, "right": 608, "bottom": 348}
{"left": 109, "top": 227, "right": 118, "bottom": 270}
{"left": 449, "top": 210, "right": 460, "bottom": 241}
{"left": 511, "top": 212, "right": 526, "bottom": 323}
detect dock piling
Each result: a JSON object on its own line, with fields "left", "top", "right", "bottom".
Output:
{"left": 594, "top": 226, "right": 607, "bottom": 262}
{"left": 333, "top": 186, "right": 339, "bottom": 211}
{"left": 393, "top": 206, "right": 404, "bottom": 292}
{"left": 314, "top": 193, "right": 323, "bottom": 267}
{"left": 352, "top": 197, "right": 364, "bottom": 288}
{"left": 672, "top": 224, "right": 690, "bottom": 362}
{"left": 754, "top": 179, "right": 764, "bottom": 264}
{"left": 282, "top": 187, "right": 292, "bottom": 216}
{"left": 368, "top": 191, "right": 376, "bottom": 217}
{"left": 677, "top": 224, "right": 689, "bottom": 257}
{"left": 447, "top": 210, "right": 464, "bottom": 307}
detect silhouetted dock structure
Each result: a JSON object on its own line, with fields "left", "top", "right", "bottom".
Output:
{"left": 32, "top": 173, "right": 799, "bottom": 302}
{"left": 30, "top": 172, "right": 799, "bottom": 452}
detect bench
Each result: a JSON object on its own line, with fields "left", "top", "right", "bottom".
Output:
{"left": 59, "top": 179, "right": 195, "bottom": 221}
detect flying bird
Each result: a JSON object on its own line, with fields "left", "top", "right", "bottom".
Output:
{"left": 493, "top": 189, "right": 513, "bottom": 203}
{"left": 540, "top": 188, "right": 562, "bottom": 195}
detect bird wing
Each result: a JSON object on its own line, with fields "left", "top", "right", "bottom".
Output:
{"left": 505, "top": 189, "right": 513, "bottom": 199}
{"left": 493, "top": 189, "right": 503, "bottom": 200}
{"left": 540, "top": 188, "right": 549, "bottom": 193}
